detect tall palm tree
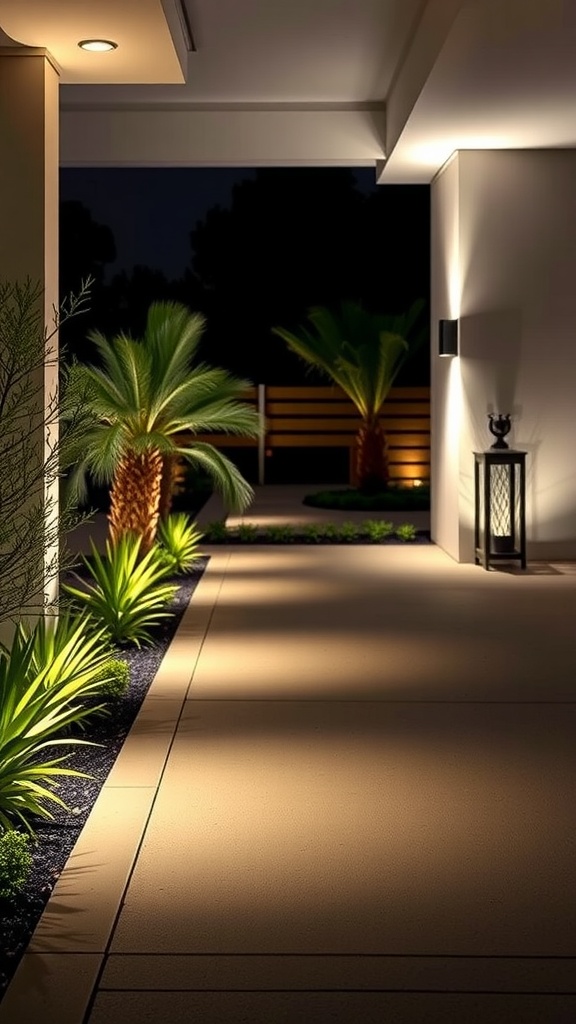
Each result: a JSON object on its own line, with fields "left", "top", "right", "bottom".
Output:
{"left": 273, "top": 300, "right": 425, "bottom": 492}
{"left": 67, "top": 301, "right": 261, "bottom": 551}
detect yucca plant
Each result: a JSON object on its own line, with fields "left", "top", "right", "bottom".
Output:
{"left": 65, "top": 301, "right": 261, "bottom": 552}
{"left": 0, "top": 630, "right": 103, "bottom": 833}
{"left": 63, "top": 534, "right": 178, "bottom": 646}
{"left": 20, "top": 612, "right": 115, "bottom": 694}
{"left": 157, "top": 513, "right": 203, "bottom": 573}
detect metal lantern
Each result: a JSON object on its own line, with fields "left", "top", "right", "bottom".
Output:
{"left": 474, "top": 416, "right": 526, "bottom": 569}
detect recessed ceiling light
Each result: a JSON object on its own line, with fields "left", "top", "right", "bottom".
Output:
{"left": 78, "top": 39, "right": 118, "bottom": 52}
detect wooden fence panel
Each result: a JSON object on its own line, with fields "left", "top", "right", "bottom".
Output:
{"left": 189, "top": 384, "right": 430, "bottom": 484}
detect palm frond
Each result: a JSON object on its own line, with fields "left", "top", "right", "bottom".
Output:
{"left": 145, "top": 302, "right": 206, "bottom": 408}
{"left": 273, "top": 300, "right": 423, "bottom": 421}
{"left": 179, "top": 443, "right": 254, "bottom": 513}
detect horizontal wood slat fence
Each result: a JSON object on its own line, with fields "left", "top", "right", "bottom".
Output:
{"left": 190, "top": 385, "right": 430, "bottom": 485}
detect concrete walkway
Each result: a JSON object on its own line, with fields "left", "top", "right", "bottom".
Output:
{"left": 2, "top": 489, "right": 576, "bottom": 1023}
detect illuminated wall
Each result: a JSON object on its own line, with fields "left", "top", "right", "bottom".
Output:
{"left": 432, "top": 149, "right": 576, "bottom": 562}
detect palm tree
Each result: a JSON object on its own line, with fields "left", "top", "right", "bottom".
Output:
{"left": 67, "top": 301, "right": 261, "bottom": 552}
{"left": 273, "top": 300, "right": 425, "bottom": 492}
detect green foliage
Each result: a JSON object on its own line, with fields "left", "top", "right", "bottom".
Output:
{"left": 301, "top": 523, "right": 327, "bottom": 543}
{"left": 236, "top": 523, "right": 260, "bottom": 542}
{"left": 190, "top": 518, "right": 421, "bottom": 544}
{"left": 0, "top": 829, "right": 33, "bottom": 900}
{"left": 0, "top": 628, "right": 102, "bottom": 833}
{"left": 63, "top": 534, "right": 178, "bottom": 646}
{"left": 20, "top": 611, "right": 114, "bottom": 694}
{"left": 66, "top": 301, "right": 261, "bottom": 516}
{"left": 273, "top": 300, "right": 424, "bottom": 421}
{"left": 395, "top": 523, "right": 418, "bottom": 541}
{"left": 93, "top": 657, "right": 130, "bottom": 699}
{"left": 203, "top": 520, "right": 229, "bottom": 542}
{"left": 362, "top": 519, "right": 395, "bottom": 541}
{"left": 303, "top": 486, "right": 430, "bottom": 512}
{"left": 0, "top": 277, "right": 94, "bottom": 619}
{"left": 157, "top": 513, "right": 203, "bottom": 573}
{"left": 263, "top": 524, "right": 295, "bottom": 543}
{"left": 337, "top": 521, "right": 360, "bottom": 542}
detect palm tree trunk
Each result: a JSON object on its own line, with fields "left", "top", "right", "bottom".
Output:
{"left": 108, "top": 448, "right": 163, "bottom": 553}
{"left": 355, "top": 419, "right": 389, "bottom": 493}
{"left": 158, "top": 454, "right": 187, "bottom": 521}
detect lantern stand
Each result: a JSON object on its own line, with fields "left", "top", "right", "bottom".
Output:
{"left": 474, "top": 448, "right": 527, "bottom": 570}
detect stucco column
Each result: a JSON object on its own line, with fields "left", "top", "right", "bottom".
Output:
{"left": 0, "top": 47, "right": 60, "bottom": 616}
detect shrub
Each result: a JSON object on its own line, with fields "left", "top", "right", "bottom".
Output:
{"left": 235, "top": 522, "right": 260, "bottom": 542}
{"left": 0, "top": 830, "right": 33, "bottom": 900}
{"left": 337, "top": 521, "right": 360, "bottom": 542}
{"left": 93, "top": 657, "right": 131, "bottom": 699}
{"left": 395, "top": 522, "right": 418, "bottom": 541}
{"left": 264, "top": 524, "right": 295, "bottom": 542}
{"left": 301, "top": 523, "right": 326, "bottom": 543}
{"left": 157, "top": 513, "right": 203, "bottom": 573}
{"left": 362, "top": 519, "right": 395, "bottom": 541}
{"left": 63, "top": 534, "right": 178, "bottom": 646}
{"left": 303, "top": 486, "right": 430, "bottom": 512}
{"left": 203, "top": 520, "right": 229, "bottom": 542}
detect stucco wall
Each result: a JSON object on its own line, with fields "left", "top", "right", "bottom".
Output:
{"left": 432, "top": 149, "right": 576, "bottom": 561}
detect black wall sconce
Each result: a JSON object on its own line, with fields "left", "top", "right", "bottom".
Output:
{"left": 439, "top": 318, "right": 458, "bottom": 356}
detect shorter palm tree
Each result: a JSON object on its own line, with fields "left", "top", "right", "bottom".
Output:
{"left": 273, "top": 300, "right": 424, "bottom": 492}
{"left": 66, "top": 301, "right": 261, "bottom": 551}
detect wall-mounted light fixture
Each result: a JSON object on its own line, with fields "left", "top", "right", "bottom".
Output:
{"left": 438, "top": 318, "right": 458, "bottom": 357}
{"left": 78, "top": 39, "right": 118, "bottom": 52}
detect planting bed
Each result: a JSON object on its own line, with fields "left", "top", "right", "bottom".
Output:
{"left": 0, "top": 560, "right": 207, "bottom": 1003}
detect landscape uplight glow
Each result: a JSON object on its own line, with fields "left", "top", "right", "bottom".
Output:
{"left": 78, "top": 39, "right": 118, "bottom": 52}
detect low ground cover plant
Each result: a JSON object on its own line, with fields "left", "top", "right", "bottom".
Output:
{"left": 202, "top": 519, "right": 424, "bottom": 544}
{"left": 0, "top": 831, "right": 32, "bottom": 901}
{"left": 303, "top": 485, "right": 430, "bottom": 512}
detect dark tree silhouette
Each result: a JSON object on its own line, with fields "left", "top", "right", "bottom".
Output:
{"left": 59, "top": 201, "right": 117, "bottom": 362}
{"left": 186, "top": 169, "right": 430, "bottom": 384}
{"left": 59, "top": 171, "right": 430, "bottom": 383}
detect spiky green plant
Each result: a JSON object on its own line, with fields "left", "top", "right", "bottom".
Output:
{"left": 157, "top": 513, "right": 203, "bottom": 573}
{"left": 0, "top": 629, "right": 103, "bottom": 833}
{"left": 273, "top": 300, "right": 425, "bottom": 492}
{"left": 63, "top": 534, "right": 178, "bottom": 646}
{"left": 66, "top": 301, "right": 261, "bottom": 552}
{"left": 20, "top": 611, "right": 114, "bottom": 693}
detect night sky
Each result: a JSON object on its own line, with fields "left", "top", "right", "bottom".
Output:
{"left": 59, "top": 167, "right": 381, "bottom": 282}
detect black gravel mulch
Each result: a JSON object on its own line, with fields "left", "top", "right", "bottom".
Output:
{"left": 0, "top": 558, "right": 208, "bottom": 1003}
